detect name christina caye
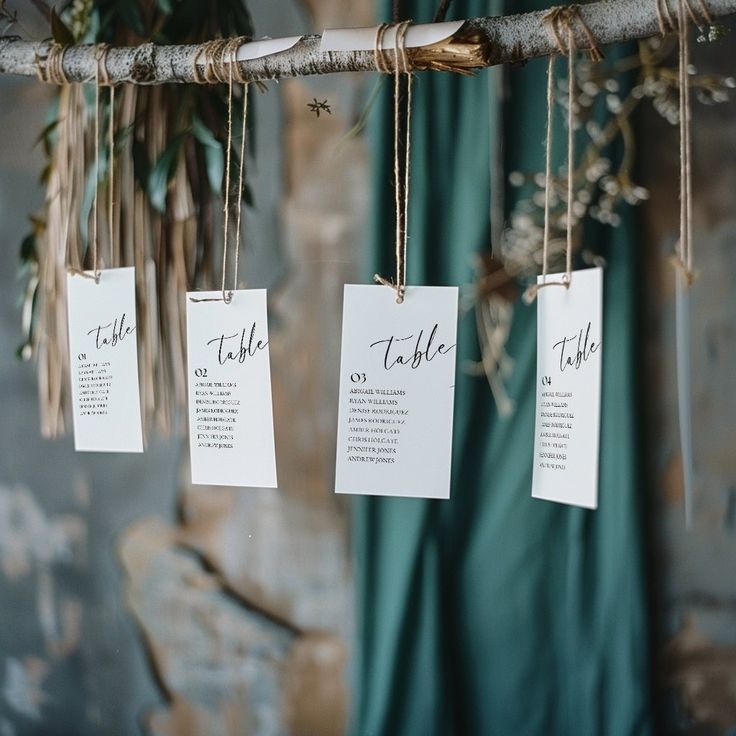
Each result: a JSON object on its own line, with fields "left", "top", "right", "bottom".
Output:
{"left": 86, "top": 313, "right": 136, "bottom": 349}
{"left": 206, "top": 323, "right": 268, "bottom": 365}
{"left": 369, "top": 323, "right": 455, "bottom": 370}
{"left": 552, "top": 321, "right": 601, "bottom": 372}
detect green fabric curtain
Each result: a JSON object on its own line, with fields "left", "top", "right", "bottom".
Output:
{"left": 352, "top": 1, "right": 652, "bottom": 734}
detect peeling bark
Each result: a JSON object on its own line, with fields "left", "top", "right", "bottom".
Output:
{"left": 1, "top": 0, "right": 735, "bottom": 85}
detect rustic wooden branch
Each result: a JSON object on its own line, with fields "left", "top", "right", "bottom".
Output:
{"left": 0, "top": 0, "right": 735, "bottom": 85}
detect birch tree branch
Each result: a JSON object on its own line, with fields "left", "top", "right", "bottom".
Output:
{"left": 0, "top": 0, "right": 735, "bottom": 85}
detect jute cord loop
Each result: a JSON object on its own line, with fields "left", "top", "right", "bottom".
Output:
{"left": 543, "top": 5, "right": 603, "bottom": 62}
{"left": 661, "top": 0, "right": 710, "bottom": 284}
{"left": 673, "top": 0, "right": 699, "bottom": 284}
{"left": 656, "top": 0, "right": 712, "bottom": 34}
{"left": 70, "top": 44, "right": 113, "bottom": 283}
{"left": 373, "top": 23, "right": 391, "bottom": 73}
{"left": 373, "top": 21, "right": 413, "bottom": 304}
{"left": 192, "top": 37, "right": 250, "bottom": 85}
{"left": 36, "top": 42, "right": 70, "bottom": 85}
{"left": 655, "top": 0, "right": 678, "bottom": 33}
{"left": 190, "top": 68, "right": 249, "bottom": 303}
{"left": 524, "top": 7, "right": 601, "bottom": 304}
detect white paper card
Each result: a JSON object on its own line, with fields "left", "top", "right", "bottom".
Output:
{"left": 66, "top": 267, "right": 143, "bottom": 452}
{"left": 320, "top": 21, "right": 464, "bottom": 52}
{"left": 186, "top": 289, "right": 277, "bottom": 488}
{"left": 335, "top": 285, "right": 458, "bottom": 499}
{"left": 532, "top": 267, "right": 603, "bottom": 509}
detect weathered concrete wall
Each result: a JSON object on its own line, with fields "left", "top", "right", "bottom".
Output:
{"left": 0, "top": 73, "right": 182, "bottom": 734}
{"left": 0, "top": 0, "right": 368, "bottom": 732}
{"left": 639, "top": 24, "right": 736, "bottom": 734}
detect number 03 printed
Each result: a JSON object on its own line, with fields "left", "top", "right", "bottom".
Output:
{"left": 334, "top": 284, "right": 459, "bottom": 499}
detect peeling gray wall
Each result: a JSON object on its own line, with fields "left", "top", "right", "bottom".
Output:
{"left": 0, "top": 75, "right": 181, "bottom": 736}
{"left": 0, "top": 1, "right": 361, "bottom": 733}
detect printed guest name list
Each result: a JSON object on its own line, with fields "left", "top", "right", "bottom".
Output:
{"left": 66, "top": 267, "right": 144, "bottom": 452}
{"left": 532, "top": 267, "right": 603, "bottom": 509}
{"left": 186, "top": 289, "right": 277, "bottom": 488}
{"left": 335, "top": 285, "right": 459, "bottom": 499}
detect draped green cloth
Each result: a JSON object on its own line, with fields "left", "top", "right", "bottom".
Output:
{"left": 351, "top": 1, "right": 652, "bottom": 734}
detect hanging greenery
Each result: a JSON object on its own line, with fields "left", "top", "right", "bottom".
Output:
{"left": 17, "top": 0, "right": 254, "bottom": 437}
{"left": 469, "top": 32, "right": 733, "bottom": 414}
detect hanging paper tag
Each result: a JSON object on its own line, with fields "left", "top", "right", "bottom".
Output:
{"left": 335, "top": 285, "right": 458, "bottom": 499}
{"left": 186, "top": 289, "right": 277, "bottom": 488}
{"left": 66, "top": 267, "right": 144, "bottom": 452}
{"left": 532, "top": 267, "right": 603, "bottom": 508}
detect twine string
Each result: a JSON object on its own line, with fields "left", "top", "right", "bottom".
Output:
{"left": 67, "top": 45, "right": 114, "bottom": 283}
{"left": 564, "top": 23, "right": 575, "bottom": 283}
{"left": 681, "top": 0, "right": 695, "bottom": 280}
{"left": 108, "top": 84, "right": 115, "bottom": 268}
{"left": 232, "top": 82, "right": 249, "bottom": 294}
{"left": 679, "top": 0, "right": 689, "bottom": 274}
{"left": 88, "top": 46, "right": 108, "bottom": 282}
{"left": 654, "top": 0, "right": 708, "bottom": 285}
{"left": 655, "top": 0, "right": 677, "bottom": 34}
{"left": 220, "top": 56, "right": 235, "bottom": 303}
{"left": 39, "top": 43, "right": 94, "bottom": 282}
{"left": 667, "top": 0, "right": 701, "bottom": 284}
{"left": 523, "top": 6, "right": 601, "bottom": 304}
{"left": 192, "top": 37, "right": 251, "bottom": 85}
{"left": 36, "top": 42, "right": 70, "bottom": 85}
{"left": 373, "top": 23, "right": 391, "bottom": 73}
{"left": 399, "top": 23, "right": 412, "bottom": 301}
{"left": 394, "top": 21, "right": 412, "bottom": 302}
{"left": 98, "top": 47, "right": 117, "bottom": 270}
{"left": 683, "top": 0, "right": 710, "bottom": 32}
{"left": 669, "top": 0, "right": 710, "bottom": 529}
{"left": 541, "top": 54, "right": 555, "bottom": 283}
{"left": 190, "top": 40, "right": 249, "bottom": 303}
{"left": 193, "top": 40, "right": 226, "bottom": 84}
{"left": 83, "top": 48, "right": 102, "bottom": 282}
{"left": 658, "top": 0, "right": 713, "bottom": 38}
{"left": 684, "top": 4, "right": 693, "bottom": 276}
{"left": 373, "top": 21, "right": 413, "bottom": 304}
{"left": 695, "top": 0, "right": 713, "bottom": 24}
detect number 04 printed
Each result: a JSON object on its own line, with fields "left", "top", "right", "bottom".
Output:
{"left": 186, "top": 289, "right": 277, "bottom": 488}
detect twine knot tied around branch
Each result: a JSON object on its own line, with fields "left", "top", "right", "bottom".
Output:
{"left": 193, "top": 37, "right": 251, "bottom": 85}
{"left": 36, "top": 42, "right": 70, "bottom": 85}
{"left": 543, "top": 4, "right": 604, "bottom": 61}
{"left": 523, "top": 5, "right": 604, "bottom": 304}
